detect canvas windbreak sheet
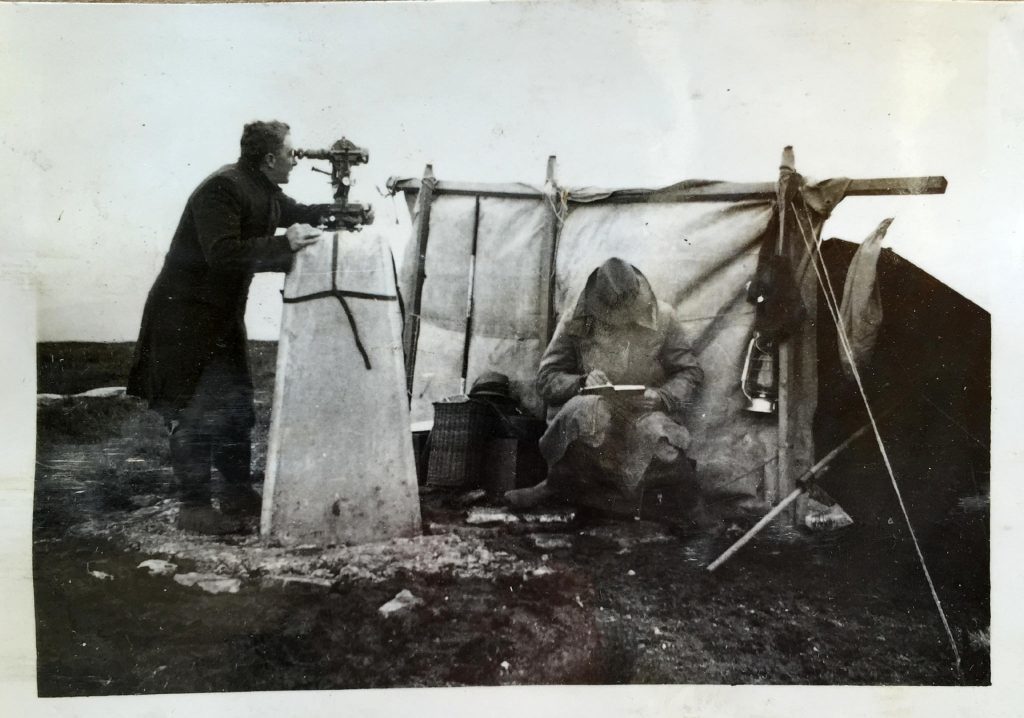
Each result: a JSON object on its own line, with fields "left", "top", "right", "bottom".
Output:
{"left": 400, "top": 191, "right": 786, "bottom": 499}
{"left": 400, "top": 195, "right": 557, "bottom": 422}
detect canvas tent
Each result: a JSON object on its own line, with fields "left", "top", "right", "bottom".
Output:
{"left": 813, "top": 238, "right": 990, "bottom": 530}
{"left": 391, "top": 153, "right": 950, "bottom": 512}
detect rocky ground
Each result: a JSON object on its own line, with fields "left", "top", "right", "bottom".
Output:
{"left": 32, "top": 343, "right": 990, "bottom": 695}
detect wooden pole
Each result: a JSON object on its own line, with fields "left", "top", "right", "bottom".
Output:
{"left": 388, "top": 176, "right": 947, "bottom": 203}
{"left": 774, "top": 146, "right": 819, "bottom": 527}
{"left": 707, "top": 420, "right": 876, "bottom": 572}
{"left": 543, "top": 155, "right": 561, "bottom": 343}
{"left": 458, "top": 196, "right": 482, "bottom": 394}
{"left": 402, "top": 164, "right": 436, "bottom": 396}
{"left": 707, "top": 485, "right": 805, "bottom": 573}
{"left": 774, "top": 146, "right": 799, "bottom": 519}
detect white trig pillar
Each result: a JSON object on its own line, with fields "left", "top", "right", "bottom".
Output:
{"left": 262, "top": 232, "right": 421, "bottom": 546}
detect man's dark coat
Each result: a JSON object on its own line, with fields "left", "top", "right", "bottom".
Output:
{"left": 127, "top": 161, "right": 321, "bottom": 415}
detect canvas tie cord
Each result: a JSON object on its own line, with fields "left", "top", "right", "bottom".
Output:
{"left": 790, "top": 200, "right": 963, "bottom": 676}
{"left": 282, "top": 233, "right": 398, "bottom": 370}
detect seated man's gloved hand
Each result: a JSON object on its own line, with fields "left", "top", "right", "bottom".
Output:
{"left": 583, "top": 369, "right": 610, "bottom": 388}
{"left": 630, "top": 388, "right": 664, "bottom": 412}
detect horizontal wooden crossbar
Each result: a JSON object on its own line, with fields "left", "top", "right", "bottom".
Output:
{"left": 387, "top": 178, "right": 546, "bottom": 200}
{"left": 386, "top": 176, "right": 947, "bottom": 202}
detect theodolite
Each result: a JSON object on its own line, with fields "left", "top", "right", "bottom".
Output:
{"left": 295, "top": 138, "right": 374, "bottom": 231}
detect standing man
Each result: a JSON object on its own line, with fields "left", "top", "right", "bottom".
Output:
{"left": 128, "top": 121, "right": 324, "bottom": 535}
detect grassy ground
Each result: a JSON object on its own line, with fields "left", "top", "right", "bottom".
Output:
{"left": 37, "top": 341, "right": 279, "bottom": 396}
{"left": 32, "top": 342, "right": 990, "bottom": 695}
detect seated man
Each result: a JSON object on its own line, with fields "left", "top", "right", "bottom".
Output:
{"left": 506, "top": 258, "right": 705, "bottom": 521}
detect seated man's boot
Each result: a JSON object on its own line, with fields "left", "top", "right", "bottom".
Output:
{"left": 504, "top": 479, "right": 554, "bottom": 509}
{"left": 639, "top": 455, "right": 719, "bottom": 531}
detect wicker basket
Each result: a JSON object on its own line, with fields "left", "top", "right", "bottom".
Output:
{"left": 426, "top": 399, "right": 498, "bottom": 488}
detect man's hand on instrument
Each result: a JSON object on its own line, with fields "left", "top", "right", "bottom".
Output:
{"left": 286, "top": 223, "right": 323, "bottom": 251}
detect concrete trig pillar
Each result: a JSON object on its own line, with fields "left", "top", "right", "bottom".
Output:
{"left": 261, "top": 232, "right": 421, "bottom": 546}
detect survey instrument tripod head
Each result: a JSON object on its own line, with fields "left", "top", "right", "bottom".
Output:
{"left": 295, "top": 138, "right": 374, "bottom": 231}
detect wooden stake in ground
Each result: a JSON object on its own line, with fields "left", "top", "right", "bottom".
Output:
{"left": 706, "top": 421, "right": 875, "bottom": 572}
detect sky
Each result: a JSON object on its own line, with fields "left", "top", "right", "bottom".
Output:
{"left": 1, "top": 0, "right": 1020, "bottom": 342}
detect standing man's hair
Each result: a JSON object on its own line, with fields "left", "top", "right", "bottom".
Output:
{"left": 239, "top": 121, "right": 291, "bottom": 166}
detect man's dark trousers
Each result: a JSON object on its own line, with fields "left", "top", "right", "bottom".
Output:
{"left": 164, "top": 354, "right": 256, "bottom": 509}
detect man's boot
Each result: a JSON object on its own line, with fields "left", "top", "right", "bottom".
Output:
{"left": 219, "top": 485, "right": 263, "bottom": 518}
{"left": 170, "top": 429, "right": 242, "bottom": 535}
{"left": 213, "top": 435, "right": 262, "bottom": 518}
{"left": 177, "top": 504, "right": 245, "bottom": 535}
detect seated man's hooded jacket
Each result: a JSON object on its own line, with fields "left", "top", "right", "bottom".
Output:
{"left": 537, "top": 258, "right": 704, "bottom": 507}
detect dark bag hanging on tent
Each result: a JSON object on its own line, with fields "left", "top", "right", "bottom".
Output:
{"left": 747, "top": 210, "right": 807, "bottom": 339}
